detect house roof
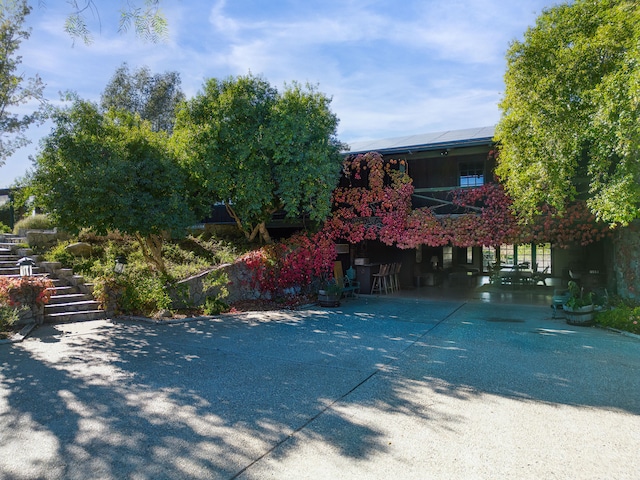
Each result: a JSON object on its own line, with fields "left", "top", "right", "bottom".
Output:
{"left": 345, "top": 125, "right": 495, "bottom": 155}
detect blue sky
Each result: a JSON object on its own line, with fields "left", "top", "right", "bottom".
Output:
{"left": 1, "top": 0, "right": 556, "bottom": 187}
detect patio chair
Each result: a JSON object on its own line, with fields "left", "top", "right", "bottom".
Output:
{"left": 551, "top": 288, "right": 570, "bottom": 318}
{"left": 342, "top": 275, "right": 360, "bottom": 298}
{"left": 393, "top": 262, "right": 402, "bottom": 291}
{"left": 532, "top": 266, "right": 549, "bottom": 286}
{"left": 387, "top": 263, "right": 399, "bottom": 292}
{"left": 371, "top": 264, "right": 391, "bottom": 294}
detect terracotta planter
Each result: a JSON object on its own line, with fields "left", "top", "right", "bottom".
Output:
{"left": 563, "top": 304, "right": 595, "bottom": 326}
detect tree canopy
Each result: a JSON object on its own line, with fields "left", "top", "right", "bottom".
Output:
{"left": 101, "top": 63, "right": 184, "bottom": 133}
{"left": 173, "top": 74, "right": 346, "bottom": 243}
{"left": 0, "top": 0, "right": 45, "bottom": 168}
{"left": 32, "top": 99, "right": 196, "bottom": 273}
{"left": 494, "top": 0, "right": 640, "bottom": 225}
{"left": 60, "top": 0, "right": 167, "bottom": 44}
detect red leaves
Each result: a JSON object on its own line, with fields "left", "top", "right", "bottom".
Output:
{"left": 324, "top": 153, "right": 611, "bottom": 249}
{"left": 0, "top": 276, "right": 55, "bottom": 308}
{"left": 240, "top": 231, "right": 337, "bottom": 297}
{"left": 240, "top": 151, "right": 613, "bottom": 300}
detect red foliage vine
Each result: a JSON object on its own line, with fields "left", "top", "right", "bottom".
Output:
{"left": 323, "top": 152, "right": 611, "bottom": 249}
{"left": 239, "top": 152, "right": 612, "bottom": 298}
{"left": 240, "top": 231, "right": 337, "bottom": 297}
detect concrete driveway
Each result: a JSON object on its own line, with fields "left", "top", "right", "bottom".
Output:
{"left": 1, "top": 297, "right": 639, "bottom": 479}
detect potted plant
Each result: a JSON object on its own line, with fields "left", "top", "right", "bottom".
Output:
{"left": 563, "top": 280, "right": 595, "bottom": 325}
{"left": 318, "top": 280, "right": 342, "bottom": 307}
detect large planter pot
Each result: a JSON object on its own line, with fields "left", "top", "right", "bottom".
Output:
{"left": 318, "top": 290, "right": 341, "bottom": 307}
{"left": 563, "top": 304, "right": 595, "bottom": 326}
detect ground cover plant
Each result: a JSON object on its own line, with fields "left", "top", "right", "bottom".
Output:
{"left": 596, "top": 299, "right": 640, "bottom": 335}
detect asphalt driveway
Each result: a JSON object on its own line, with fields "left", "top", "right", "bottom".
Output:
{"left": 1, "top": 297, "right": 639, "bottom": 479}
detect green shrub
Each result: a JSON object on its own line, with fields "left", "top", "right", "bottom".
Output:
{"left": 41, "top": 240, "right": 103, "bottom": 280}
{"left": 43, "top": 241, "right": 76, "bottom": 265}
{"left": 596, "top": 304, "right": 640, "bottom": 335}
{"left": 13, "top": 214, "right": 53, "bottom": 234}
{"left": 0, "top": 305, "right": 19, "bottom": 335}
{"left": 0, "top": 221, "right": 11, "bottom": 234}
{"left": 94, "top": 271, "right": 172, "bottom": 316}
{"left": 202, "top": 296, "right": 229, "bottom": 316}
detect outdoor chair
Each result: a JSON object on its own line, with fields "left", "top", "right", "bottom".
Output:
{"left": 532, "top": 266, "right": 549, "bottom": 286}
{"left": 342, "top": 275, "right": 360, "bottom": 298}
{"left": 387, "top": 263, "right": 397, "bottom": 292}
{"left": 551, "top": 288, "right": 570, "bottom": 318}
{"left": 371, "top": 264, "right": 391, "bottom": 294}
{"left": 393, "top": 262, "right": 402, "bottom": 291}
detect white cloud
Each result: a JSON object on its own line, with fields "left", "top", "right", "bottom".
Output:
{"left": 0, "top": 0, "right": 554, "bottom": 187}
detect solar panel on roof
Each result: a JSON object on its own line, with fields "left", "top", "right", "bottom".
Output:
{"left": 345, "top": 126, "right": 495, "bottom": 154}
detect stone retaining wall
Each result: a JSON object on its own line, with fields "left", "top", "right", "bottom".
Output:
{"left": 168, "top": 261, "right": 260, "bottom": 308}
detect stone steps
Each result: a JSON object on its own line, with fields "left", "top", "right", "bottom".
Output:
{"left": 0, "top": 234, "right": 27, "bottom": 243}
{"left": 46, "top": 285, "right": 77, "bottom": 296}
{"left": 44, "top": 310, "right": 107, "bottom": 324}
{"left": 45, "top": 299, "right": 102, "bottom": 315}
{"left": 0, "top": 266, "right": 43, "bottom": 276}
{"left": 0, "top": 257, "right": 20, "bottom": 264}
{"left": 0, "top": 247, "right": 107, "bottom": 325}
{"left": 47, "top": 293, "right": 94, "bottom": 305}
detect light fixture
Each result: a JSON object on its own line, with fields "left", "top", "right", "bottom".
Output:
{"left": 430, "top": 255, "right": 439, "bottom": 269}
{"left": 440, "top": 149, "right": 449, "bottom": 156}
{"left": 114, "top": 255, "right": 127, "bottom": 274}
{"left": 17, "top": 257, "right": 35, "bottom": 277}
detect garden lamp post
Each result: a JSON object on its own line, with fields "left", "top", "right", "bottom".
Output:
{"left": 17, "top": 257, "right": 35, "bottom": 277}
{"left": 114, "top": 255, "right": 127, "bottom": 274}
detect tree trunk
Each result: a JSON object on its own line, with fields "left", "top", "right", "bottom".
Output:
{"left": 258, "top": 222, "right": 272, "bottom": 243}
{"left": 225, "top": 203, "right": 251, "bottom": 240}
{"left": 225, "top": 202, "right": 275, "bottom": 244}
{"left": 136, "top": 232, "right": 167, "bottom": 274}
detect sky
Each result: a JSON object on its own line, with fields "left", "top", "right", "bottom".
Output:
{"left": 0, "top": 0, "right": 557, "bottom": 188}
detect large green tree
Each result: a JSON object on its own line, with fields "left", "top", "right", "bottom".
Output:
{"left": 101, "top": 63, "right": 185, "bottom": 133}
{"left": 495, "top": 0, "right": 640, "bottom": 225}
{"left": 0, "top": 0, "right": 45, "bottom": 168}
{"left": 32, "top": 99, "right": 197, "bottom": 273}
{"left": 173, "top": 74, "right": 346, "bottom": 243}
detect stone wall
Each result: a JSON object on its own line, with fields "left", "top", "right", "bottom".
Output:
{"left": 25, "top": 229, "right": 71, "bottom": 249}
{"left": 168, "top": 261, "right": 259, "bottom": 308}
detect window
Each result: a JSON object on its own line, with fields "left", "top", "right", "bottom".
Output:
{"left": 459, "top": 162, "right": 484, "bottom": 187}
{"left": 499, "top": 244, "right": 515, "bottom": 265}
{"left": 535, "top": 243, "right": 551, "bottom": 271}
{"left": 442, "top": 246, "right": 453, "bottom": 269}
{"left": 517, "top": 244, "right": 533, "bottom": 268}
{"left": 482, "top": 246, "right": 497, "bottom": 271}
{"left": 499, "top": 243, "right": 552, "bottom": 272}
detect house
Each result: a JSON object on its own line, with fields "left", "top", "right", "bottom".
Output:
{"left": 342, "top": 126, "right": 609, "bottom": 290}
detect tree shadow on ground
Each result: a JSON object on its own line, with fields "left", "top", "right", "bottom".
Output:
{"left": 0, "top": 299, "right": 639, "bottom": 479}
